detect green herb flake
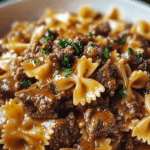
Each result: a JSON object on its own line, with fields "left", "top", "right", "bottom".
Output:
{"left": 58, "top": 38, "right": 67, "bottom": 48}
{"left": 88, "top": 33, "right": 94, "bottom": 37}
{"left": 34, "top": 59, "right": 40, "bottom": 65}
{"left": 112, "top": 69, "right": 116, "bottom": 74}
{"left": 113, "top": 35, "right": 127, "bottom": 45}
{"left": 55, "top": 70, "right": 60, "bottom": 75}
{"left": 3, "top": 47, "right": 6, "bottom": 49}
{"left": 88, "top": 43, "right": 95, "bottom": 47}
{"left": 128, "top": 47, "right": 133, "bottom": 55}
{"left": 72, "top": 42, "right": 80, "bottom": 53}
{"left": 119, "top": 87, "right": 127, "bottom": 98}
{"left": 128, "top": 47, "right": 143, "bottom": 61}
{"left": 117, "top": 55, "right": 121, "bottom": 58}
{"left": 101, "top": 106, "right": 106, "bottom": 109}
{"left": 63, "top": 54, "right": 71, "bottom": 67}
{"left": 58, "top": 38, "right": 83, "bottom": 54}
{"left": 36, "top": 86, "right": 39, "bottom": 88}
{"left": 135, "top": 53, "right": 143, "bottom": 61}
{"left": 47, "top": 29, "right": 54, "bottom": 38}
{"left": 62, "top": 67, "right": 73, "bottom": 78}
{"left": 22, "top": 80, "right": 31, "bottom": 88}
{"left": 102, "top": 61, "right": 105, "bottom": 65}
{"left": 41, "top": 29, "right": 54, "bottom": 43}
{"left": 42, "top": 48, "right": 50, "bottom": 55}
{"left": 104, "top": 46, "right": 112, "bottom": 59}
{"left": 74, "top": 42, "right": 83, "bottom": 54}
{"left": 124, "top": 87, "right": 127, "bottom": 90}
{"left": 145, "top": 63, "right": 148, "bottom": 68}
{"left": 41, "top": 37, "right": 51, "bottom": 43}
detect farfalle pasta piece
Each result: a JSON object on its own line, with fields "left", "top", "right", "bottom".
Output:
{"left": 111, "top": 51, "right": 131, "bottom": 87}
{"left": 76, "top": 5, "right": 99, "bottom": 34}
{"left": 95, "top": 138, "right": 112, "bottom": 150}
{"left": 78, "top": 5, "right": 98, "bottom": 19}
{"left": 5, "top": 43, "right": 30, "bottom": 55}
{"left": 95, "top": 35, "right": 108, "bottom": 45}
{"left": 132, "top": 94, "right": 150, "bottom": 144}
{"left": 22, "top": 61, "right": 55, "bottom": 82}
{"left": 0, "top": 73, "right": 9, "bottom": 79}
{"left": 0, "top": 99, "right": 53, "bottom": 150}
{"left": 102, "top": 7, "right": 125, "bottom": 37}
{"left": 122, "top": 70, "right": 149, "bottom": 104}
{"left": 104, "top": 6, "right": 124, "bottom": 22}
{"left": 121, "top": 36, "right": 143, "bottom": 54}
{"left": 54, "top": 56, "right": 105, "bottom": 105}
{"left": 30, "top": 25, "right": 46, "bottom": 42}
{"left": 115, "top": 59, "right": 131, "bottom": 88}
{"left": 108, "top": 20, "right": 124, "bottom": 38}
{"left": 116, "top": 89, "right": 146, "bottom": 120}
{"left": 131, "top": 20, "right": 150, "bottom": 40}
{"left": 0, "top": 51, "right": 22, "bottom": 71}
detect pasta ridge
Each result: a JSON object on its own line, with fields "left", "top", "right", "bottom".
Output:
{"left": 0, "top": 99, "right": 53, "bottom": 150}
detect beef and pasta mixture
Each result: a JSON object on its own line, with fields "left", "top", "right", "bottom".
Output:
{"left": 0, "top": 5, "right": 150, "bottom": 150}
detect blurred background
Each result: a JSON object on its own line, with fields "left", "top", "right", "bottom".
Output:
{"left": 0, "top": 0, "right": 150, "bottom": 6}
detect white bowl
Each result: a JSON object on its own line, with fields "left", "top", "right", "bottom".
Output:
{"left": 0, "top": 0, "right": 150, "bottom": 38}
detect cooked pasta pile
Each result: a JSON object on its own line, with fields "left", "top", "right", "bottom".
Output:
{"left": 1, "top": 5, "right": 150, "bottom": 150}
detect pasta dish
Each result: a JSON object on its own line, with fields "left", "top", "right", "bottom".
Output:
{"left": 0, "top": 5, "right": 150, "bottom": 150}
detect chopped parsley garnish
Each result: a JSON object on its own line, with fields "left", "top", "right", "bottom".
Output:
{"left": 88, "top": 43, "right": 95, "bottom": 47}
{"left": 3, "top": 47, "right": 6, "bottom": 49}
{"left": 55, "top": 70, "right": 60, "bottom": 75}
{"left": 126, "top": 143, "right": 129, "bottom": 146}
{"left": 72, "top": 42, "right": 80, "bottom": 53}
{"left": 128, "top": 47, "right": 143, "bottom": 62}
{"left": 117, "top": 55, "right": 121, "bottom": 58}
{"left": 101, "top": 106, "right": 106, "bottom": 109}
{"left": 22, "top": 80, "right": 31, "bottom": 88}
{"left": 62, "top": 67, "right": 73, "bottom": 78}
{"left": 34, "top": 59, "right": 40, "bottom": 65}
{"left": 119, "top": 87, "right": 127, "bottom": 98}
{"left": 128, "top": 47, "right": 133, "bottom": 55}
{"left": 102, "top": 61, "right": 105, "bottom": 65}
{"left": 113, "top": 35, "right": 127, "bottom": 45}
{"left": 136, "top": 53, "right": 143, "bottom": 61}
{"left": 41, "top": 29, "right": 54, "bottom": 43}
{"left": 58, "top": 38, "right": 83, "bottom": 54}
{"left": 104, "top": 46, "right": 112, "bottom": 59}
{"left": 58, "top": 38, "right": 67, "bottom": 48}
{"left": 47, "top": 29, "right": 54, "bottom": 38}
{"left": 36, "top": 86, "right": 39, "bottom": 88}
{"left": 63, "top": 54, "right": 71, "bottom": 67}
{"left": 124, "top": 87, "right": 127, "bottom": 90}
{"left": 76, "top": 42, "right": 83, "bottom": 53}
{"left": 145, "top": 63, "right": 148, "bottom": 68}
{"left": 112, "top": 69, "right": 116, "bottom": 74}
{"left": 42, "top": 48, "right": 50, "bottom": 55}
{"left": 88, "top": 33, "right": 94, "bottom": 37}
